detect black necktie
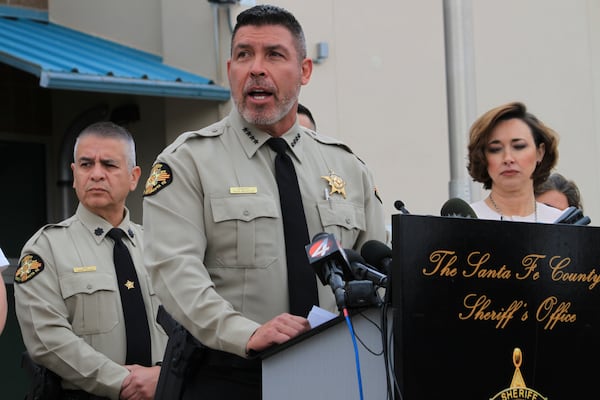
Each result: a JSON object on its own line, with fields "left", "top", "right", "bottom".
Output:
{"left": 267, "top": 137, "right": 319, "bottom": 317}
{"left": 107, "top": 228, "right": 152, "bottom": 366}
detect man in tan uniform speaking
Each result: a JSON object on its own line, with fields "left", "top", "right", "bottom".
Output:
{"left": 142, "top": 4, "right": 388, "bottom": 399}
{"left": 15, "top": 122, "right": 167, "bottom": 400}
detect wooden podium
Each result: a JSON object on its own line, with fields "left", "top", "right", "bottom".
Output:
{"left": 260, "top": 306, "right": 392, "bottom": 400}
{"left": 392, "top": 214, "right": 600, "bottom": 398}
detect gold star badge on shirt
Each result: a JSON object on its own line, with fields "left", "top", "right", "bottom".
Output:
{"left": 321, "top": 170, "right": 347, "bottom": 198}
{"left": 124, "top": 280, "right": 135, "bottom": 290}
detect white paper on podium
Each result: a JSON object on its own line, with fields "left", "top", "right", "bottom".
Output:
{"left": 0, "top": 248, "right": 8, "bottom": 271}
{"left": 307, "top": 305, "right": 338, "bottom": 328}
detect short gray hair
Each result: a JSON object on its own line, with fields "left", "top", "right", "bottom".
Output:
{"left": 74, "top": 121, "right": 136, "bottom": 170}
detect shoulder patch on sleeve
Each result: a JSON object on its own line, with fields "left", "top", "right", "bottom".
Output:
{"left": 143, "top": 162, "right": 173, "bottom": 196}
{"left": 15, "top": 254, "right": 45, "bottom": 284}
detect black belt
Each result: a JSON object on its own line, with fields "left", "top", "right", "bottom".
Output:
{"left": 201, "top": 348, "right": 261, "bottom": 370}
{"left": 61, "top": 389, "right": 109, "bottom": 400}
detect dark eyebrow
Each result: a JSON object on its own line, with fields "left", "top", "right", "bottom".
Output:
{"left": 487, "top": 137, "right": 528, "bottom": 145}
{"left": 233, "top": 42, "right": 289, "bottom": 55}
{"left": 233, "top": 42, "right": 251, "bottom": 52}
{"left": 77, "top": 157, "right": 119, "bottom": 166}
{"left": 265, "top": 44, "right": 287, "bottom": 53}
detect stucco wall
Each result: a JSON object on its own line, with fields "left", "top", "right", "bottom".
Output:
{"left": 48, "top": 0, "right": 600, "bottom": 225}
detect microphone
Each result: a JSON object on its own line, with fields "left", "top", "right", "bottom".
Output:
{"left": 394, "top": 200, "right": 410, "bottom": 214}
{"left": 574, "top": 215, "right": 591, "bottom": 226}
{"left": 361, "top": 240, "right": 393, "bottom": 276}
{"left": 440, "top": 197, "right": 478, "bottom": 218}
{"left": 553, "top": 206, "right": 582, "bottom": 224}
{"left": 345, "top": 248, "right": 388, "bottom": 288}
{"left": 553, "top": 206, "right": 591, "bottom": 225}
{"left": 305, "top": 232, "right": 351, "bottom": 309}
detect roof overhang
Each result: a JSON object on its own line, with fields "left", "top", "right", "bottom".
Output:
{"left": 0, "top": 6, "right": 230, "bottom": 101}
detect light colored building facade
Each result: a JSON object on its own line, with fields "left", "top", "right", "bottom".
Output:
{"left": 4, "top": 0, "right": 600, "bottom": 240}
{"left": 49, "top": 0, "right": 600, "bottom": 221}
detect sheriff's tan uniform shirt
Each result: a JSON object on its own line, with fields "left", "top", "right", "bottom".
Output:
{"left": 143, "top": 109, "right": 387, "bottom": 358}
{"left": 14, "top": 204, "right": 168, "bottom": 400}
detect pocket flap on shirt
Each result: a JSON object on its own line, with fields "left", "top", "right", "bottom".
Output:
{"left": 317, "top": 200, "right": 366, "bottom": 231}
{"left": 211, "top": 195, "right": 279, "bottom": 223}
{"left": 59, "top": 271, "right": 117, "bottom": 299}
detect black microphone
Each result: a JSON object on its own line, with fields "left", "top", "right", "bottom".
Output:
{"left": 553, "top": 206, "right": 583, "bottom": 224}
{"left": 394, "top": 200, "right": 411, "bottom": 214}
{"left": 361, "top": 240, "right": 393, "bottom": 276}
{"left": 305, "top": 232, "right": 351, "bottom": 310}
{"left": 345, "top": 248, "right": 388, "bottom": 288}
{"left": 553, "top": 206, "right": 591, "bottom": 225}
{"left": 573, "top": 215, "right": 591, "bottom": 226}
{"left": 440, "top": 197, "right": 478, "bottom": 218}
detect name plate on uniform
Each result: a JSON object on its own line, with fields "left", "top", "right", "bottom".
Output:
{"left": 391, "top": 214, "right": 599, "bottom": 399}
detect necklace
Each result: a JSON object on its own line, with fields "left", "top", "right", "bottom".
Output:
{"left": 488, "top": 193, "right": 538, "bottom": 222}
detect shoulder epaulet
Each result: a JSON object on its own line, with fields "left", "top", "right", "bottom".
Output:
{"left": 304, "top": 129, "right": 355, "bottom": 154}
{"left": 16, "top": 219, "right": 76, "bottom": 284}
{"left": 25, "top": 218, "right": 72, "bottom": 245}
{"left": 304, "top": 129, "right": 368, "bottom": 165}
{"left": 163, "top": 121, "right": 225, "bottom": 154}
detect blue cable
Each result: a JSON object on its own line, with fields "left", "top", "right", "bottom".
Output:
{"left": 344, "top": 308, "right": 364, "bottom": 400}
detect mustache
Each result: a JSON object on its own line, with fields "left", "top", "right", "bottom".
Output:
{"left": 85, "top": 185, "right": 109, "bottom": 192}
{"left": 244, "top": 77, "right": 276, "bottom": 94}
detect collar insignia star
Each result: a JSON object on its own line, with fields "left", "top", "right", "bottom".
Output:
{"left": 321, "top": 170, "right": 347, "bottom": 198}
{"left": 124, "top": 280, "right": 135, "bottom": 290}
{"left": 243, "top": 127, "right": 259, "bottom": 144}
{"left": 291, "top": 132, "right": 301, "bottom": 147}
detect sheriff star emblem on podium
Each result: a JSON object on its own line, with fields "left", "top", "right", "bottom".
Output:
{"left": 321, "top": 170, "right": 346, "bottom": 198}
{"left": 490, "top": 348, "right": 548, "bottom": 400}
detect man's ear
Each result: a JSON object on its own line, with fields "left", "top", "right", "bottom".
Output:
{"left": 130, "top": 166, "right": 142, "bottom": 191}
{"left": 301, "top": 57, "right": 313, "bottom": 86}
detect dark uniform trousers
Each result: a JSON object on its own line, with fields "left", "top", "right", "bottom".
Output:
{"left": 61, "top": 390, "right": 109, "bottom": 400}
{"left": 182, "top": 349, "right": 262, "bottom": 400}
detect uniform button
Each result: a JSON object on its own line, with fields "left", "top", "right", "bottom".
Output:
{"left": 345, "top": 218, "right": 351, "bottom": 224}
{"left": 86, "top": 284, "right": 92, "bottom": 290}
{"left": 243, "top": 210, "right": 250, "bottom": 216}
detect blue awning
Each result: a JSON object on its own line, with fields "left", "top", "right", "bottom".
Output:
{"left": 0, "top": 7, "right": 230, "bottom": 101}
